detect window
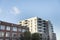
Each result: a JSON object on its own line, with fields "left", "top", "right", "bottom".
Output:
{"left": 35, "top": 28, "right": 36, "bottom": 31}
{"left": 38, "top": 21, "right": 42, "bottom": 23}
{"left": 25, "top": 22, "right": 27, "bottom": 24}
{"left": 35, "top": 19, "right": 36, "bottom": 23}
{"left": 44, "top": 28, "right": 46, "bottom": 30}
{"left": 12, "top": 27, "right": 17, "bottom": 31}
{"left": 43, "top": 22, "right": 46, "bottom": 24}
{"left": 18, "top": 28, "right": 21, "bottom": 32}
{"left": 38, "top": 27, "right": 42, "bottom": 29}
{"left": 0, "top": 39, "right": 3, "bottom": 40}
{"left": 6, "top": 32, "right": 10, "bottom": 37}
{"left": 31, "top": 20, "right": 32, "bottom": 22}
{"left": 0, "top": 32, "right": 4, "bottom": 37}
{"left": 12, "top": 33, "right": 17, "bottom": 37}
{"left": 6, "top": 26, "right": 10, "bottom": 30}
{"left": 0, "top": 25, "right": 5, "bottom": 30}
{"left": 44, "top": 31, "right": 46, "bottom": 33}
{"left": 35, "top": 19, "right": 36, "bottom": 21}
{"left": 35, "top": 25, "right": 36, "bottom": 27}
{"left": 22, "top": 29, "right": 26, "bottom": 32}
{"left": 38, "top": 24, "right": 42, "bottom": 26}
{"left": 43, "top": 25, "right": 46, "bottom": 27}
{"left": 38, "top": 30, "right": 42, "bottom": 32}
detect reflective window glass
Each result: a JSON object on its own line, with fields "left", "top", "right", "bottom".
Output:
{"left": 18, "top": 28, "right": 21, "bottom": 32}
{"left": 12, "top": 27, "right": 17, "bottom": 31}
{"left": 6, "top": 32, "right": 10, "bottom": 37}
{"left": 12, "top": 33, "right": 17, "bottom": 37}
{"left": 22, "top": 29, "right": 26, "bottom": 32}
{"left": 0, "top": 25, "right": 5, "bottom": 30}
{"left": 0, "top": 39, "right": 3, "bottom": 40}
{"left": 0, "top": 32, "right": 4, "bottom": 37}
{"left": 6, "top": 26, "right": 10, "bottom": 30}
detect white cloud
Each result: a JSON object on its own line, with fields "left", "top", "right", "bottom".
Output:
{"left": 11, "top": 6, "right": 20, "bottom": 14}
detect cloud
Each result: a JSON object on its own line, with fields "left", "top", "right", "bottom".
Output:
{"left": 10, "top": 6, "right": 20, "bottom": 14}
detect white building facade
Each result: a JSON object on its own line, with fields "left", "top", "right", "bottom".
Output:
{"left": 19, "top": 17, "right": 56, "bottom": 40}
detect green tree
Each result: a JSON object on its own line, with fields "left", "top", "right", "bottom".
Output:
{"left": 20, "top": 34, "right": 24, "bottom": 40}
{"left": 32, "top": 33, "right": 41, "bottom": 40}
{"left": 24, "top": 31, "right": 31, "bottom": 40}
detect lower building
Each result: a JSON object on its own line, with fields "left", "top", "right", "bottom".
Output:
{"left": 0, "top": 21, "right": 28, "bottom": 40}
{"left": 52, "top": 33, "right": 56, "bottom": 40}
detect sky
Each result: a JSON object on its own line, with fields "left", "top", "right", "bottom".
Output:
{"left": 0, "top": 0, "right": 60, "bottom": 40}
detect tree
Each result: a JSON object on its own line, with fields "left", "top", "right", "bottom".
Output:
{"left": 32, "top": 33, "right": 41, "bottom": 40}
{"left": 20, "top": 34, "right": 24, "bottom": 40}
{"left": 23, "top": 31, "right": 31, "bottom": 40}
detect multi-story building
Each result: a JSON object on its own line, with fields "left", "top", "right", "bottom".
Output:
{"left": 46, "top": 21, "right": 54, "bottom": 40}
{"left": 52, "top": 33, "right": 56, "bottom": 40}
{"left": 19, "top": 17, "right": 56, "bottom": 40}
{"left": 0, "top": 21, "right": 28, "bottom": 40}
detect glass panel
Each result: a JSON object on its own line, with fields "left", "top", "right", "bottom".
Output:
{"left": 0, "top": 25, "right": 5, "bottom": 30}
{"left": 18, "top": 28, "right": 21, "bottom": 32}
{"left": 12, "top": 33, "right": 17, "bottom": 37}
{"left": 38, "top": 30, "right": 42, "bottom": 32}
{"left": 12, "top": 27, "right": 17, "bottom": 31}
{"left": 6, "top": 32, "right": 10, "bottom": 37}
{"left": 0, "top": 32, "right": 4, "bottom": 37}
{"left": 38, "top": 27, "right": 42, "bottom": 29}
{"left": 22, "top": 29, "right": 26, "bottom": 32}
{"left": 6, "top": 26, "right": 10, "bottom": 30}
{"left": 38, "top": 24, "right": 42, "bottom": 26}
{"left": 0, "top": 39, "right": 3, "bottom": 40}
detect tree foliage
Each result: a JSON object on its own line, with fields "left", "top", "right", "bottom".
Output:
{"left": 20, "top": 31, "right": 42, "bottom": 40}
{"left": 24, "top": 31, "right": 31, "bottom": 40}
{"left": 32, "top": 33, "right": 41, "bottom": 40}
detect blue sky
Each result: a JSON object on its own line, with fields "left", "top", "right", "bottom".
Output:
{"left": 0, "top": 0, "right": 60, "bottom": 40}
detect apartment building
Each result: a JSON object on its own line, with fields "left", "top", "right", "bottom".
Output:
{"left": 19, "top": 17, "right": 56, "bottom": 40}
{"left": 19, "top": 17, "right": 40, "bottom": 33}
{"left": 47, "top": 21, "right": 54, "bottom": 40}
{"left": 52, "top": 33, "right": 56, "bottom": 40}
{"left": 0, "top": 21, "right": 28, "bottom": 40}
